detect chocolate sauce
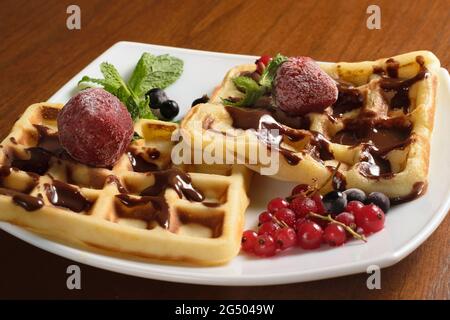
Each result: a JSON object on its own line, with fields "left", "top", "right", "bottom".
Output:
{"left": 326, "top": 166, "right": 347, "bottom": 191}
{"left": 390, "top": 182, "right": 427, "bottom": 204}
{"left": 141, "top": 168, "right": 204, "bottom": 202}
{"left": 225, "top": 106, "right": 305, "bottom": 165}
{"left": 176, "top": 208, "right": 224, "bottom": 238}
{"left": 128, "top": 151, "right": 159, "bottom": 172}
{"left": 332, "top": 83, "right": 365, "bottom": 117}
{"left": 34, "top": 125, "right": 65, "bottom": 155}
{"left": 105, "top": 175, "right": 127, "bottom": 193}
{"left": 41, "top": 106, "right": 59, "bottom": 120}
{"left": 11, "top": 147, "right": 52, "bottom": 175}
{"left": 44, "top": 180, "right": 91, "bottom": 213}
{"left": 115, "top": 194, "right": 169, "bottom": 229}
{"left": 386, "top": 58, "right": 400, "bottom": 78}
{"left": 191, "top": 94, "right": 210, "bottom": 107}
{"left": 332, "top": 123, "right": 412, "bottom": 154}
{"left": 9, "top": 137, "right": 17, "bottom": 145}
{"left": 0, "top": 187, "right": 44, "bottom": 211}
{"left": 379, "top": 56, "right": 429, "bottom": 112}
{"left": 310, "top": 132, "right": 334, "bottom": 161}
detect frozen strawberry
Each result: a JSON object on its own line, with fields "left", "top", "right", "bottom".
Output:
{"left": 273, "top": 56, "right": 338, "bottom": 115}
{"left": 57, "top": 88, "right": 134, "bottom": 167}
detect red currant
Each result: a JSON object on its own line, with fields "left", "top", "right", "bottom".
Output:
{"left": 274, "top": 208, "right": 296, "bottom": 227}
{"left": 275, "top": 227, "right": 297, "bottom": 250}
{"left": 346, "top": 200, "right": 364, "bottom": 216}
{"left": 311, "top": 193, "right": 326, "bottom": 215}
{"left": 295, "top": 217, "right": 308, "bottom": 231}
{"left": 258, "top": 211, "right": 273, "bottom": 225}
{"left": 267, "top": 197, "right": 289, "bottom": 213}
{"left": 335, "top": 212, "right": 356, "bottom": 230}
{"left": 241, "top": 230, "right": 258, "bottom": 253}
{"left": 323, "top": 223, "right": 347, "bottom": 246}
{"left": 291, "top": 184, "right": 308, "bottom": 196}
{"left": 256, "top": 55, "right": 272, "bottom": 66}
{"left": 258, "top": 221, "right": 279, "bottom": 237}
{"left": 254, "top": 234, "right": 276, "bottom": 257}
{"left": 355, "top": 204, "right": 385, "bottom": 234}
{"left": 290, "top": 196, "right": 318, "bottom": 218}
{"left": 297, "top": 221, "right": 323, "bottom": 250}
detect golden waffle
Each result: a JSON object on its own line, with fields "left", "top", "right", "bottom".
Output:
{"left": 181, "top": 51, "right": 440, "bottom": 202}
{"left": 0, "top": 103, "right": 252, "bottom": 265}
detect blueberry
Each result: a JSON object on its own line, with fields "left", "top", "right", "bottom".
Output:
{"left": 160, "top": 100, "right": 179, "bottom": 120}
{"left": 344, "top": 188, "right": 366, "bottom": 203}
{"left": 146, "top": 88, "right": 168, "bottom": 109}
{"left": 191, "top": 94, "right": 209, "bottom": 107}
{"left": 366, "top": 192, "right": 390, "bottom": 213}
{"left": 323, "top": 191, "right": 347, "bottom": 215}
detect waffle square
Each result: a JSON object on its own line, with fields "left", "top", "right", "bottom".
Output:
{"left": 0, "top": 103, "right": 252, "bottom": 265}
{"left": 181, "top": 51, "right": 440, "bottom": 202}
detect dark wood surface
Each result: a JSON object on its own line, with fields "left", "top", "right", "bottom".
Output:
{"left": 0, "top": 0, "right": 448, "bottom": 299}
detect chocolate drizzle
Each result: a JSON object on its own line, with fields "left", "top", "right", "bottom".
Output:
{"left": 128, "top": 151, "right": 159, "bottom": 172}
{"left": 141, "top": 168, "right": 204, "bottom": 202}
{"left": 379, "top": 56, "right": 429, "bottom": 112}
{"left": 115, "top": 194, "right": 169, "bottom": 229}
{"left": 332, "top": 83, "right": 365, "bottom": 117}
{"left": 0, "top": 187, "right": 44, "bottom": 211}
{"left": 45, "top": 180, "right": 92, "bottom": 212}
{"left": 225, "top": 106, "right": 306, "bottom": 165}
{"left": 390, "top": 182, "right": 427, "bottom": 204}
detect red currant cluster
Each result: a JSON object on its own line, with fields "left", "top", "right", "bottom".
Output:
{"left": 241, "top": 184, "right": 386, "bottom": 257}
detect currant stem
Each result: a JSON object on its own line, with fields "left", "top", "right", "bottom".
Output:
{"left": 308, "top": 212, "right": 367, "bottom": 242}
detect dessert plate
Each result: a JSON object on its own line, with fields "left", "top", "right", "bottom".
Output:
{"left": 1, "top": 42, "right": 449, "bottom": 285}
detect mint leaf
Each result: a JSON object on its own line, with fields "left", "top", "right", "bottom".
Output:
{"left": 128, "top": 53, "right": 183, "bottom": 97}
{"left": 259, "top": 53, "right": 288, "bottom": 88}
{"left": 223, "top": 76, "right": 265, "bottom": 107}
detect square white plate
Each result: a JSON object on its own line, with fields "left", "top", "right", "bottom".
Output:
{"left": 1, "top": 41, "right": 449, "bottom": 285}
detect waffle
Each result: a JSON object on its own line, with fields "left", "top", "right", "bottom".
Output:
{"left": 181, "top": 51, "right": 440, "bottom": 202}
{"left": 0, "top": 103, "right": 252, "bottom": 265}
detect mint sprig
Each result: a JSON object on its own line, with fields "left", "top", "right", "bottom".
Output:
{"left": 223, "top": 53, "right": 287, "bottom": 107}
{"left": 78, "top": 53, "right": 183, "bottom": 121}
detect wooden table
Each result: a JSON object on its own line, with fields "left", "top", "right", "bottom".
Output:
{"left": 0, "top": 0, "right": 448, "bottom": 299}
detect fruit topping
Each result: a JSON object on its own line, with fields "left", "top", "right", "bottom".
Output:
{"left": 344, "top": 188, "right": 367, "bottom": 203}
{"left": 146, "top": 88, "right": 168, "bottom": 109}
{"left": 159, "top": 100, "right": 180, "bottom": 120}
{"left": 273, "top": 56, "right": 338, "bottom": 115}
{"left": 322, "top": 191, "right": 347, "bottom": 215}
{"left": 366, "top": 192, "right": 391, "bottom": 213}
{"left": 57, "top": 88, "right": 134, "bottom": 167}
{"left": 241, "top": 168, "right": 389, "bottom": 257}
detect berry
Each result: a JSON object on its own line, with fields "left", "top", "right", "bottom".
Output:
{"left": 323, "top": 223, "right": 347, "bottom": 246}
{"left": 366, "top": 192, "right": 390, "bottom": 213}
{"left": 274, "top": 208, "right": 296, "bottom": 227}
{"left": 322, "top": 191, "right": 347, "bottom": 215}
{"left": 346, "top": 200, "right": 364, "bottom": 216}
{"left": 297, "top": 221, "right": 323, "bottom": 250}
{"left": 335, "top": 212, "right": 356, "bottom": 230}
{"left": 291, "top": 184, "right": 308, "bottom": 196}
{"left": 275, "top": 227, "right": 297, "bottom": 250}
{"left": 290, "top": 196, "right": 318, "bottom": 218}
{"left": 256, "top": 55, "right": 272, "bottom": 66}
{"left": 160, "top": 100, "right": 180, "bottom": 119}
{"left": 295, "top": 217, "right": 308, "bottom": 231}
{"left": 344, "top": 188, "right": 366, "bottom": 203}
{"left": 274, "top": 56, "right": 338, "bottom": 115}
{"left": 355, "top": 204, "right": 385, "bottom": 234}
{"left": 258, "top": 211, "right": 273, "bottom": 225}
{"left": 311, "top": 193, "right": 326, "bottom": 215}
{"left": 191, "top": 94, "right": 209, "bottom": 107}
{"left": 241, "top": 230, "right": 258, "bottom": 253}
{"left": 146, "top": 88, "right": 168, "bottom": 109}
{"left": 258, "top": 221, "right": 279, "bottom": 237}
{"left": 58, "top": 88, "right": 133, "bottom": 167}
{"left": 254, "top": 234, "right": 276, "bottom": 257}
{"left": 267, "top": 197, "right": 289, "bottom": 213}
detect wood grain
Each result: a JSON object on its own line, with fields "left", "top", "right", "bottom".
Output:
{"left": 0, "top": 0, "right": 448, "bottom": 299}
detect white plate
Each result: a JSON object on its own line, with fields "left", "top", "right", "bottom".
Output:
{"left": 1, "top": 42, "right": 449, "bottom": 286}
